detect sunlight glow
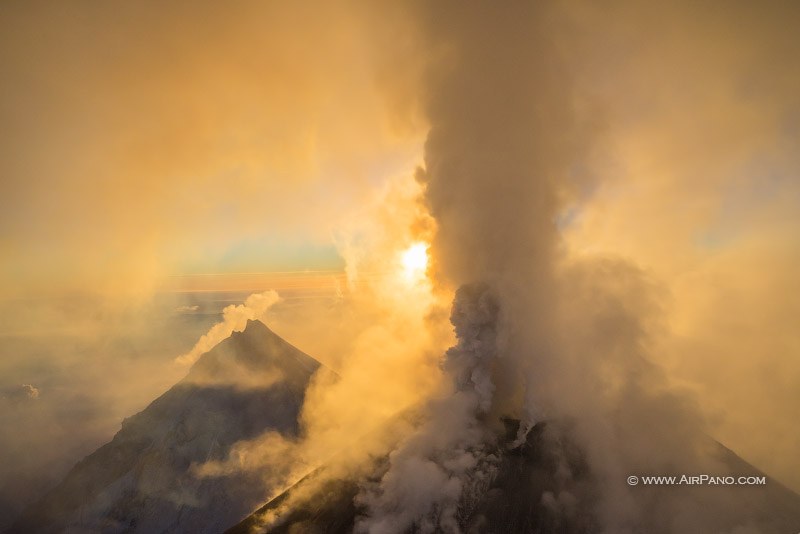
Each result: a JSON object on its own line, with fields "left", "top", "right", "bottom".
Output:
{"left": 401, "top": 243, "right": 429, "bottom": 281}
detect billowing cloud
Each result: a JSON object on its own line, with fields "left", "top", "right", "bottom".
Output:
{"left": 357, "top": 284, "right": 501, "bottom": 533}
{"left": 356, "top": 0, "right": 800, "bottom": 531}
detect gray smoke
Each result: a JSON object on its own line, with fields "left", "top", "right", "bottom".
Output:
{"left": 418, "top": 0, "right": 577, "bottom": 422}
{"left": 359, "top": 1, "right": 717, "bottom": 532}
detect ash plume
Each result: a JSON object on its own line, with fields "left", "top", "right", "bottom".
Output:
{"left": 359, "top": 1, "right": 719, "bottom": 531}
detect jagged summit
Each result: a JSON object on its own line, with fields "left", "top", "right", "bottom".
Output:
{"left": 186, "top": 319, "right": 322, "bottom": 391}
{"left": 6, "top": 320, "right": 322, "bottom": 534}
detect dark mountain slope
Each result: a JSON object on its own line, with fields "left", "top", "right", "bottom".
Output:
{"left": 7, "top": 320, "right": 321, "bottom": 534}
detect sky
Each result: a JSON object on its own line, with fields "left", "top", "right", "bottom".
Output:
{"left": 0, "top": 1, "right": 423, "bottom": 297}
{"left": 1, "top": 0, "right": 799, "bottom": 528}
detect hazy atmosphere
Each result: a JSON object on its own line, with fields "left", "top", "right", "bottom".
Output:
{"left": 1, "top": 1, "right": 799, "bottom": 533}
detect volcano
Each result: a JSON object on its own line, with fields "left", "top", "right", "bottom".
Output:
{"left": 6, "top": 320, "right": 321, "bottom": 534}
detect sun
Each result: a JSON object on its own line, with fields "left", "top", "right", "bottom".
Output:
{"left": 401, "top": 243, "right": 429, "bottom": 280}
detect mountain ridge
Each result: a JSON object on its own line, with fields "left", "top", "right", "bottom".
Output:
{"left": 6, "top": 320, "right": 322, "bottom": 534}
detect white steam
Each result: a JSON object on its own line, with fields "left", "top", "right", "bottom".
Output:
{"left": 175, "top": 290, "right": 280, "bottom": 366}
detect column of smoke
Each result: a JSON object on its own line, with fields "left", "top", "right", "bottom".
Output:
{"left": 357, "top": 284, "right": 501, "bottom": 533}
{"left": 175, "top": 290, "right": 280, "bottom": 366}
{"left": 360, "top": 2, "right": 709, "bottom": 532}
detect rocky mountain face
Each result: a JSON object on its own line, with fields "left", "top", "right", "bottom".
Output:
{"left": 227, "top": 419, "right": 800, "bottom": 534}
{"left": 6, "top": 320, "right": 321, "bottom": 534}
